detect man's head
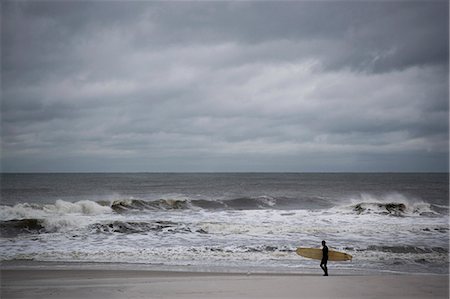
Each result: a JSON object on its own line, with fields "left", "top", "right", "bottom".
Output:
{"left": 322, "top": 240, "right": 326, "bottom": 246}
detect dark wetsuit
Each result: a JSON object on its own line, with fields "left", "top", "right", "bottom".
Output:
{"left": 320, "top": 245, "right": 328, "bottom": 276}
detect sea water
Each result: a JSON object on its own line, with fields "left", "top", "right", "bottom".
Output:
{"left": 1, "top": 173, "right": 448, "bottom": 274}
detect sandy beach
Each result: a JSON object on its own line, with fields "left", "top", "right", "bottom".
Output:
{"left": 1, "top": 267, "right": 448, "bottom": 299}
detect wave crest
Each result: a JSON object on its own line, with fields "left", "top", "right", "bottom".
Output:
{"left": 0, "top": 200, "right": 112, "bottom": 221}
{"left": 45, "top": 200, "right": 112, "bottom": 215}
{"left": 109, "top": 196, "right": 332, "bottom": 212}
{"left": 110, "top": 198, "right": 193, "bottom": 212}
{"left": 347, "top": 193, "right": 440, "bottom": 217}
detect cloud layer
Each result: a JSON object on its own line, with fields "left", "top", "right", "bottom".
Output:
{"left": 1, "top": 1, "right": 448, "bottom": 172}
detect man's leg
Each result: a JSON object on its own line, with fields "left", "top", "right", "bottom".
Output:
{"left": 320, "top": 260, "right": 328, "bottom": 276}
{"left": 323, "top": 261, "right": 328, "bottom": 276}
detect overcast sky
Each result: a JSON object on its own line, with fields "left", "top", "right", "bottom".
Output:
{"left": 1, "top": 1, "right": 449, "bottom": 172}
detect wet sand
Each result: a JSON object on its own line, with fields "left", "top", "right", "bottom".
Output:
{"left": 1, "top": 268, "right": 448, "bottom": 299}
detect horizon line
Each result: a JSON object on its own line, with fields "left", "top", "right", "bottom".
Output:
{"left": 1, "top": 171, "right": 448, "bottom": 174}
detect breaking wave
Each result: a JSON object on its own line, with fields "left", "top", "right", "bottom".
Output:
{"left": 45, "top": 199, "right": 112, "bottom": 215}
{"left": 0, "top": 200, "right": 112, "bottom": 221}
{"left": 340, "top": 193, "right": 443, "bottom": 217}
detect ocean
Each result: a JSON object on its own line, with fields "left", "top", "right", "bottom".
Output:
{"left": 1, "top": 173, "right": 448, "bottom": 274}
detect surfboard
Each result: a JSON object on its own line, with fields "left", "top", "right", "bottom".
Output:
{"left": 296, "top": 247, "right": 352, "bottom": 261}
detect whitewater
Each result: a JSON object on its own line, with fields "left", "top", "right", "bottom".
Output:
{"left": 1, "top": 173, "right": 448, "bottom": 274}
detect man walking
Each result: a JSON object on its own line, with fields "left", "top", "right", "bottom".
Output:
{"left": 320, "top": 240, "right": 328, "bottom": 276}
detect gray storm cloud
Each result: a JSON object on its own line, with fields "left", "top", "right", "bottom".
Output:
{"left": 1, "top": 1, "right": 448, "bottom": 172}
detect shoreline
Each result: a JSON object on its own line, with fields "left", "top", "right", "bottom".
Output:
{"left": 1, "top": 262, "right": 448, "bottom": 299}
{"left": 2, "top": 259, "right": 438, "bottom": 276}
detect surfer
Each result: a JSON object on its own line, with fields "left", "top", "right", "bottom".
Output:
{"left": 320, "top": 240, "right": 328, "bottom": 276}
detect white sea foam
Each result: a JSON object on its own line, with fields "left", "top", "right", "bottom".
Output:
{"left": 0, "top": 203, "right": 47, "bottom": 221}
{"left": 41, "top": 216, "right": 91, "bottom": 232}
{"left": 0, "top": 200, "right": 112, "bottom": 221}
{"left": 44, "top": 199, "right": 112, "bottom": 215}
{"left": 1, "top": 192, "right": 448, "bottom": 274}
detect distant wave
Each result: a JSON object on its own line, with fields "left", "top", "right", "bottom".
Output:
{"left": 107, "top": 196, "right": 333, "bottom": 213}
